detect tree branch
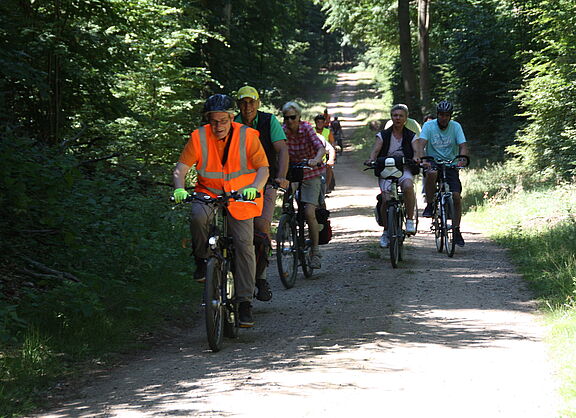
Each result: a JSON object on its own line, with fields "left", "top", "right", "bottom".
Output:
{"left": 21, "top": 257, "right": 80, "bottom": 282}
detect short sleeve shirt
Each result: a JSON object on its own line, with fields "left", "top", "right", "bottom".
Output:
{"left": 283, "top": 121, "right": 325, "bottom": 180}
{"left": 419, "top": 119, "right": 466, "bottom": 161}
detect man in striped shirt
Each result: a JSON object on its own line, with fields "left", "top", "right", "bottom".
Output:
{"left": 281, "top": 101, "right": 326, "bottom": 268}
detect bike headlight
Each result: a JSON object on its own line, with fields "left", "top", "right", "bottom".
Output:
{"left": 208, "top": 237, "right": 217, "bottom": 246}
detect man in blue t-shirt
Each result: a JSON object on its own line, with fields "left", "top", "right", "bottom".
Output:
{"left": 416, "top": 100, "right": 469, "bottom": 246}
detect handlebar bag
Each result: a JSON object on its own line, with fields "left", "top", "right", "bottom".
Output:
{"left": 287, "top": 164, "right": 304, "bottom": 182}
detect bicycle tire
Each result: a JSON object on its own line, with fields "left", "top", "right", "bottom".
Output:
{"left": 276, "top": 214, "right": 299, "bottom": 289}
{"left": 443, "top": 196, "right": 456, "bottom": 257}
{"left": 433, "top": 200, "right": 444, "bottom": 253}
{"left": 205, "top": 257, "right": 224, "bottom": 352}
{"left": 223, "top": 265, "right": 238, "bottom": 338}
{"left": 301, "top": 237, "right": 314, "bottom": 278}
{"left": 398, "top": 206, "right": 405, "bottom": 262}
{"left": 387, "top": 205, "right": 400, "bottom": 268}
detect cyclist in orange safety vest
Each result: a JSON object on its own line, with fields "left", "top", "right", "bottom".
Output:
{"left": 173, "top": 94, "right": 269, "bottom": 328}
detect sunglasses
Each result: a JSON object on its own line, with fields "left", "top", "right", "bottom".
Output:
{"left": 283, "top": 114, "right": 298, "bottom": 121}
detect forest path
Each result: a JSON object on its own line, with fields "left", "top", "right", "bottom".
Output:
{"left": 36, "top": 72, "right": 559, "bottom": 417}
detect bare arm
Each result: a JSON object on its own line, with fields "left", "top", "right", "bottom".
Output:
{"left": 325, "top": 141, "right": 336, "bottom": 165}
{"left": 367, "top": 136, "right": 384, "bottom": 162}
{"left": 173, "top": 162, "right": 191, "bottom": 189}
{"left": 273, "top": 140, "right": 290, "bottom": 189}
{"left": 251, "top": 166, "right": 270, "bottom": 191}
{"left": 459, "top": 142, "right": 469, "bottom": 156}
{"left": 309, "top": 146, "right": 326, "bottom": 167}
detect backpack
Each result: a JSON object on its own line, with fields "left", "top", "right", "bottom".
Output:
{"left": 316, "top": 208, "right": 332, "bottom": 245}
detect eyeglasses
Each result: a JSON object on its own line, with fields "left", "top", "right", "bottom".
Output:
{"left": 283, "top": 114, "right": 297, "bottom": 121}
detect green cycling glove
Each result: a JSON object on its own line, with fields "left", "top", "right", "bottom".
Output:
{"left": 242, "top": 187, "right": 258, "bottom": 201}
{"left": 173, "top": 188, "right": 190, "bottom": 203}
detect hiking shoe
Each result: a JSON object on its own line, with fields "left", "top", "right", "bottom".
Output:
{"left": 310, "top": 253, "right": 321, "bottom": 269}
{"left": 454, "top": 227, "right": 465, "bottom": 247}
{"left": 194, "top": 258, "right": 207, "bottom": 283}
{"left": 379, "top": 233, "right": 389, "bottom": 248}
{"left": 422, "top": 204, "right": 433, "bottom": 218}
{"left": 238, "top": 301, "right": 254, "bottom": 328}
{"left": 406, "top": 219, "right": 416, "bottom": 235}
{"left": 255, "top": 279, "right": 272, "bottom": 302}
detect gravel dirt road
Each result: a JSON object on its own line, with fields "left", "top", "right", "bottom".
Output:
{"left": 36, "top": 72, "right": 560, "bottom": 417}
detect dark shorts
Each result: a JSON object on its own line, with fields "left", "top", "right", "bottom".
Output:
{"left": 443, "top": 167, "right": 462, "bottom": 194}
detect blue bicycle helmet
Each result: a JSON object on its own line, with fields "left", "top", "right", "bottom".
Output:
{"left": 437, "top": 100, "right": 453, "bottom": 114}
{"left": 203, "top": 94, "right": 235, "bottom": 114}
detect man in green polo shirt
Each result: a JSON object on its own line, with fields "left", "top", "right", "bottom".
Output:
{"left": 235, "top": 86, "right": 289, "bottom": 302}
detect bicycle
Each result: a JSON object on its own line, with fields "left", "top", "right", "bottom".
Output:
{"left": 174, "top": 190, "right": 258, "bottom": 352}
{"left": 421, "top": 155, "right": 470, "bottom": 257}
{"left": 365, "top": 157, "right": 418, "bottom": 268}
{"left": 276, "top": 162, "right": 321, "bottom": 288}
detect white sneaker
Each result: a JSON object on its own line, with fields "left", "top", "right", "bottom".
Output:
{"left": 379, "top": 233, "right": 389, "bottom": 248}
{"left": 406, "top": 219, "right": 416, "bottom": 235}
{"left": 310, "top": 254, "right": 321, "bottom": 269}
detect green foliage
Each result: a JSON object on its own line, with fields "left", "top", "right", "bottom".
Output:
{"left": 0, "top": 0, "right": 348, "bottom": 414}
{"left": 509, "top": 1, "right": 576, "bottom": 180}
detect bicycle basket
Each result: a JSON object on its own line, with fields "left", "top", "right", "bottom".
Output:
{"left": 287, "top": 164, "right": 304, "bottom": 182}
{"left": 375, "top": 156, "right": 403, "bottom": 179}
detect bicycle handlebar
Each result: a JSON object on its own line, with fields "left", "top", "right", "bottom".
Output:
{"left": 420, "top": 154, "right": 470, "bottom": 168}
{"left": 170, "top": 190, "right": 261, "bottom": 204}
{"left": 291, "top": 160, "right": 323, "bottom": 169}
{"left": 362, "top": 158, "right": 417, "bottom": 171}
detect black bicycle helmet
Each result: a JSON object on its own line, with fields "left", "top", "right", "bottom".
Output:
{"left": 437, "top": 100, "right": 453, "bottom": 114}
{"left": 203, "top": 94, "right": 235, "bottom": 114}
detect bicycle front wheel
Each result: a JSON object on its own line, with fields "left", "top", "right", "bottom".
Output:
{"left": 433, "top": 200, "right": 444, "bottom": 253}
{"left": 443, "top": 196, "right": 456, "bottom": 257}
{"left": 205, "top": 257, "right": 225, "bottom": 352}
{"left": 276, "top": 214, "right": 298, "bottom": 289}
{"left": 398, "top": 206, "right": 405, "bottom": 262}
{"left": 387, "top": 205, "right": 400, "bottom": 268}
{"left": 223, "top": 264, "right": 238, "bottom": 339}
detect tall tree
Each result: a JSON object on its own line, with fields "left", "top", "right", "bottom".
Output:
{"left": 418, "top": 0, "right": 431, "bottom": 115}
{"left": 398, "top": 0, "right": 418, "bottom": 111}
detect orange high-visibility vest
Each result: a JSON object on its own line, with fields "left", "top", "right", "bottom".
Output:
{"left": 193, "top": 122, "right": 265, "bottom": 220}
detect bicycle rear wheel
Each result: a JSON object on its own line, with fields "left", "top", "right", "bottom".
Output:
{"left": 433, "top": 200, "right": 444, "bottom": 253}
{"left": 276, "top": 214, "right": 298, "bottom": 289}
{"left": 205, "top": 257, "right": 224, "bottom": 352}
{"left": 223, "top": 265, "right": 238, "bottom": 338}
{"left": 443, "top": 196, "right": 456, "bottom": 257}
{"left": 387, "top": 205, "right": 400, "bottom": 268}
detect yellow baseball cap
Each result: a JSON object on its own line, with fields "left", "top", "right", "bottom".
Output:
{"left": 237, "top": 85, "right": 259, "bottom": 100}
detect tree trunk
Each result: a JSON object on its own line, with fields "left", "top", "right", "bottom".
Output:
{"left": 398, "top": 0, "right": 418, "bottom": 113}
{"left": 418, "top": 0, "right": 432, "bottom": 117}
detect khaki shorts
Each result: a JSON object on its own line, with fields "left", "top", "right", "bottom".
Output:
{"left": 379, "top": 171, "right": 414, "bottom": 198}
{"left": 254, "top": 184, "right": 278, "bottom": 223}
{"left": 299, "top": 175, "right": 322, "bottom": 206}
